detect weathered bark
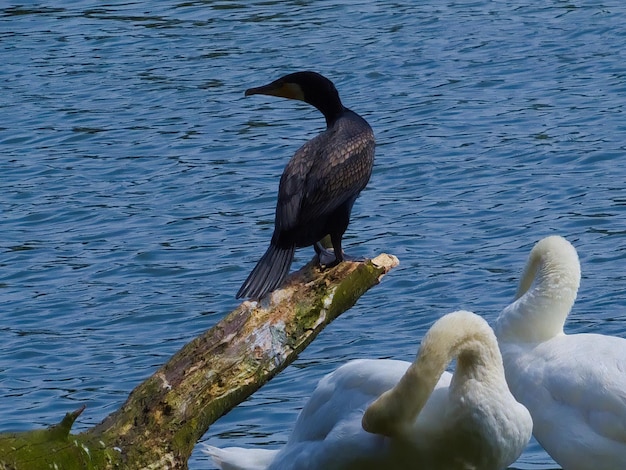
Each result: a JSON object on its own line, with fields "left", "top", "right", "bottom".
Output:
{"left": 0, "top": 254, "right": 398, "bottom": 469}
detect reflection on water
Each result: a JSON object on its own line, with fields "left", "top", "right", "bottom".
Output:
{"left": 2, "top": 1, "right": 626, "bottom": 468}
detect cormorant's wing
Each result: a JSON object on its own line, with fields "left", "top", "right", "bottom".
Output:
{"left": 275, "top": 137, "right": 318, "bottom": 232}
{"left": 275, "top": 119, "right": 374, "bottom": 232}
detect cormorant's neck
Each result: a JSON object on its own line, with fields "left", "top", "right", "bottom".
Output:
{"left": 321, "top": 105, "right": 346, "bottom": 127}
{"left": 305, "top": 93, "right": 345, "bottom": 128}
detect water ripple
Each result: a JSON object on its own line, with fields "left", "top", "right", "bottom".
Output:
{"left": 2, "top": 1, "right": 626, "bottom": 468}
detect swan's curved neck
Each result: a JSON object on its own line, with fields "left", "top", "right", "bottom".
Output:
{"left": 362, "top": 311, "right": 502, "bottom": 438}
{"left": 496, "top": 237, "right": 580, "bottom": 343}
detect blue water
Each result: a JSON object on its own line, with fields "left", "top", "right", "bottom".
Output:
{"left": 2, "top": 1, "right": 626, "bottom": 468}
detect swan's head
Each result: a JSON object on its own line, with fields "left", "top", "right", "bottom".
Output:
{"left": 362, "top": 311, "right": 507, "bottom": 438}
{"left": 514, "top": 235, "right": 581, "bottom": 301}
{"left": 496, "top": 235, "right": 581, "bottom": 343}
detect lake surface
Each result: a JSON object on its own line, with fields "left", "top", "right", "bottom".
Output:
{"left": 2, "top": 1, "right": 626, "bottom": 468}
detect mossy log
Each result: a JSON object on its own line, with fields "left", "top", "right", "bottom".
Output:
{"left": 0, "top": 254, "right": 398, "bottom": 469}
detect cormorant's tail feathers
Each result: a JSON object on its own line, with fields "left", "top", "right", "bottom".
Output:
{"left": 237, "top": 243, "right": 295, "bottom": 299}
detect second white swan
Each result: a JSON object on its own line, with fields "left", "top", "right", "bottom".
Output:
{"left": 495, "top": 235, "right": 626, "bottom": 469}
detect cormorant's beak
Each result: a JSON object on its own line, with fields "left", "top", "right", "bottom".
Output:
{"left": 245, "top": 81, "right": 305, "bottom": 101}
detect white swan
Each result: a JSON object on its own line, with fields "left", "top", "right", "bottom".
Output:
{"left": 204, "top": 310, "right": 532, "bottom": 470}
{"left": 495, "top": 235, "right": 626, "bottom": 469}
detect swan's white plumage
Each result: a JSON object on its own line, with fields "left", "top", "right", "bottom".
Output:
{"left": 202, "top": 446, "right": 276, "bottom": 470}
{"left": 495, "top": 235, "right": 626, "bottom": 470}
{"left": 204, "top": 310, "right": 532, "bottom": 470}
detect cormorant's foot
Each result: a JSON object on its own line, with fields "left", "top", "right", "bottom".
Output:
{"left": 314, "top": 242, "right": 337, "bottom": 266}
{"left": 317, "top": 249, "right": 338, "bottom": 266}
{"left": 319, "top": 256, "right": 341, "bottom": 269}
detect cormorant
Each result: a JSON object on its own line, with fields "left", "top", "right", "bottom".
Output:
{"left": 237, "top": 71, "right": 375, "bottom": 300}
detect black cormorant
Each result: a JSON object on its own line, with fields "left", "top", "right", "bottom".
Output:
{"left": 237, "top": 71, "right": 375, "bottom": 300}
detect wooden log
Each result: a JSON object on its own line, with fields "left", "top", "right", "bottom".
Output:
{"left": 0, "top": 254, "right": 398, "bottom": 469}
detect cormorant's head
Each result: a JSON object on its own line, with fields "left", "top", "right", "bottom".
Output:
{"left": 245, "top": 71, "right": 344, "bottom": 126}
